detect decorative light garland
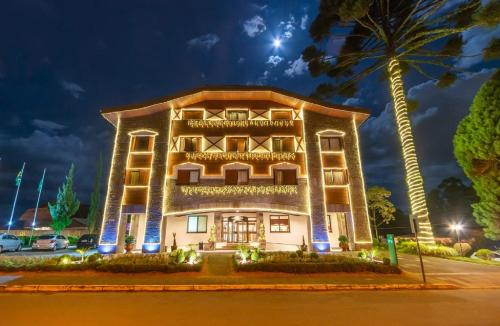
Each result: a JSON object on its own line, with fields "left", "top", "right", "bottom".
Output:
{"left": 388, "top": 58, "right": 435, "bottom": 244}
{"left": 180, "top": 185, "right": 298, "bottom": 196}
{"left": 186, "top": 120, "right": 294, "bottom": 128}
{"left": 185, "top": 152, "right": 296, "bottom": 161}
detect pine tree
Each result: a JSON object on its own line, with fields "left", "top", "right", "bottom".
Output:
{"left": 454, "top": 71, "right": 500, "bottom": 240}
{"left": 49, "top": 164, "right": 80, "bottom": 234}
{"left": 87, "top": 153, "right": 103, "bottom": 234}
{"left": 303, "top": 0, "right": 497, "bottom": 243}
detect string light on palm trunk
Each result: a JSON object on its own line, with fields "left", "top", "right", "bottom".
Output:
{"left": 388, "top": 58, "right": 435, "bottom": 244}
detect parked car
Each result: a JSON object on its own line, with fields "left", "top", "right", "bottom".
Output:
{"left": 0, "top": 233, "right": 22, "bottom": 253}
{"left": 32, "top": 234, "right": 69, "bottom": 251}
{"left": 77, "top": 234, "right": 98, "bottom": 249}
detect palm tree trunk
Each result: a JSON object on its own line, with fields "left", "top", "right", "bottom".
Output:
{"left": 387, "top": 57, "right": 435, "bottom": 244}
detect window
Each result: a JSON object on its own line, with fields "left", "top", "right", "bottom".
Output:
{"left": 182, "top": 137, "right": 201, "bottom": 152}
{"left": 320, "top": 137, "right": 343, "bottom": 151}
{"left": 225, "top": 169, "right": 249, "bottom": 185}
{"left": 129, "top": 170, "right": 141, "bottom": 185}
{"left": 329, "top": 213, "right": 348, "bottom": 236}
{"left": 177, "top": 170, "right": 200, "bottom": 185}
{"left": 187, "top": 215, "right": 207, "bottom": 233}
{"left": 271, "top": 110, "right": 292, "bottom": 120}
{"left": 183, "top": 110, "right": 204, "bottom": 120}
{"left": 226, "top": 137, "right": 248, "bottom": 152}
{"left": 274, "top": 169, "right": 297, "bottom": 185}
{"left": 270, "top": 215, "right": 290, "bottom": 232}
{"left": 272, "top": 137, "right": 294, "bottom": 152}
{"left": 133, "top": 136, "right": 151, "bottom": 151}
{"left": 324, "top": 169, "right": 348, "bottom": 185}
{"left": 226, "top": 110, "right": 248, "bottom": 121}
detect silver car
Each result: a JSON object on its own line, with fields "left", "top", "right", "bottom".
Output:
{"left": 0, "top": 233, "right": 22, "bottom": 253}
{"left": 32, "top": 234, "right": 69, "bottom": 251}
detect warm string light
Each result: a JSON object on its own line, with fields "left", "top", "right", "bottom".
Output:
{"left": 186, "top": 119, "right": 294, "bottom": 128}
{"left": 388, "top": 58, "right": 435, "bottom": 244}
{"left": 185, "top": 152, "right": 296, "bottom": 161}
{"left": 180, "top": 185, "right": 298, "bottom": 196}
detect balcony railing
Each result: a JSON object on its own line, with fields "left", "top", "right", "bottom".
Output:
{"left": 179, "top": 185, "right": 298, "bottom": 196}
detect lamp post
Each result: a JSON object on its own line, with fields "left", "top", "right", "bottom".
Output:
{"left": 450, "top": 223, "right": 463, "bottom": 256}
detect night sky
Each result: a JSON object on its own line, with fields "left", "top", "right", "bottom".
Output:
{"left": 0, "top": 0, "right": 498, "bottom": 226}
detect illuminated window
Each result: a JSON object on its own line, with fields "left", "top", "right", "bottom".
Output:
{"left": 270, "top": 215, "right": 290, "bottom": 233}
{"left": 227, "top": 137, "right": 248, "bottom": 152}
{"left": 324, "top": 169, "right": 348, "bottom": 185}
{"left": 225, "top": 169, "right": 249, "bottom": 185}
{"left": 328, "top": 213, "right": 348, "bottom": 236}
{"left": 181, "top": 137, "right": 201, "bottom": 152}
{"left": 272, "top": 137, "right": 294, "bottom": 152}
{"left": 187, "top": 215, "right": 208, "bottom": 233}
{"left": 227, "top": 110, "right": 248, "bottom": 121}
{"left": 274, "top": 169, "right": 297, "bottom": 185}
{"left": 320, "top": 137, "right": 343, "bottom": 151}
{"left": 129, "top": 170, "right": 141, "bottom": 185}
{"left": 177, "top": 169, "right": 200, "bottom": 185}
{"left": 132, "top": 136, "right": 152, "bottom": 151}
{"left": 271, "top": 110, "right": 292, "bottom": 120}
{"left": 183, "top": 110, "right": 204, "bottom": 120}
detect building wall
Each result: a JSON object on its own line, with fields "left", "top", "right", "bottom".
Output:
{"left": 99, "top": 111, "right": 170, "bottom": 253}
{"left": 303, "top": 110, "right": 371, "bottom": 247}
{"left": 164, "top": 213, "right": 215, "bottom": 249}
{"left": 263, "top": 213, "right": 309, "bottom": 251}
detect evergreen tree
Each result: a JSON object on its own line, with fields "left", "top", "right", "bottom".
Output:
{"left": 49, "top": 164, "right": 80, "bottom": 234}
{"left": 87, "top": 153, "right": 103, "bottom": 234}
{"left": 303, "top": 0, "right": 496, "bottom": 243}
{"left": 454, "top": 71, "right": 500, "bottom": 240}
{"left": 366, "top": 186, "right": 396, "bottom": 240}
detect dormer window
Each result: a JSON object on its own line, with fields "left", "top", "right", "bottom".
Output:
{"left": 320, "top": 136, "right": 343, "bottom": 151}
{"left": 183, "top": 110, "right": 204, "bottom": 120}
{"left": 227, "top": 137, "right": 248, "bottom": 152}
{"left": 181, "top": 137, "right": 202, "bottom": 152}
{"left": 177, "top": 169, "right": 200, "bottom": 185}
{"left": 132, "top": 136, "right": 152, "bottom": 151}
{"left": 225, "top": 169, "right": 249, "bottom": 185}
{"left": 272, "top": 137, "right": 294, "bottom": 152}
{"left": 271, "top": 110, "right": 292, "bottom": 120}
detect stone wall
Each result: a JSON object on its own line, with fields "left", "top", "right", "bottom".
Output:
{"left": 302, "top": 110, "right": 372, "bottom": 246}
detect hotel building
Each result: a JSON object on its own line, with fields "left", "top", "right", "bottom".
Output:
{"left": 98, "top": 86, "right": 372, "bottom": 253}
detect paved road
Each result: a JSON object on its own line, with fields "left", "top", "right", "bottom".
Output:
{"left": 397, "top": 253, "right": 500, "bottom": 287}
{"left": 0, "top": 290, "right": 498, "bottom": 325}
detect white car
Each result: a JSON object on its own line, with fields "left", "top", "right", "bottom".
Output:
{"left": 32, "top": 234, "right": 69, "bottom": 251}
{"left": 0, "top": 233, "right": 22, "bottom": 253}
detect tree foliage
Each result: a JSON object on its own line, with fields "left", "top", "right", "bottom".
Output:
{"left": 304, "top": 0, "right": 488, "bottom": 99}
{"left": 427, "top": 177, "right": 478, "bottom": 236}
{"left": 366, "top": 186, "right": 396, "bottom": 238}
{"left": 87, "top": 153, "right": 103, "bottom": 234}
{"left": 49, "top": 164, "right": 80, "bottom": 234}
{"left": 454, "top": 72, "right": 500, "bottom": 240}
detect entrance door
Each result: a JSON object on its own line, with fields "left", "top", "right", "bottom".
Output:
{"left": 222, "top": 217, "right": 257, "bottom": 243}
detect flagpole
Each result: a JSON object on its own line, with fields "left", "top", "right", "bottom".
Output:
{"left": 29, "top": 168, "right": 46, "bottom": 246}
{"left": 7, "top": 162, "right": 25, "bottom": 233}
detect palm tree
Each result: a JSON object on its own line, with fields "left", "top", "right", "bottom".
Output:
{"left": 303, "top": 0, "right": 496, "bottom": 243}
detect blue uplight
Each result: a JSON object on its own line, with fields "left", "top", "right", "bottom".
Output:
{"left": 312, "top": 242, "right": 331, "bottom": 252}
{"left": 98, "top": 244, "right": 117, "bottom": 254}
{"left": 142, "top": 243, "right": 160, "bottom": 253}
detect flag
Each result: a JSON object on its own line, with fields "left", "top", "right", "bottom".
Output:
{"left": 15, "top": 169, "right": 23, "bottom": 187}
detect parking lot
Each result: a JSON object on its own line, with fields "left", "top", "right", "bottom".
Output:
{"left": 1, "top": 247, "right": 98, "bottom": 257}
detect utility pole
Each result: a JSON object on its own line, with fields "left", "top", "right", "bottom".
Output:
{"left": 29, "top": 168, "right": 46, "bottom": 246}
{"left": 8, "top": 162, "right": 25, "bottom": 232}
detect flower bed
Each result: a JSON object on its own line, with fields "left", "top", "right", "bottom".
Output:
{"left": 233, "top": 251, "right": 400, "bottom": 274}
{"left": 0, "top": 252, "right": 202, "bottom": 273}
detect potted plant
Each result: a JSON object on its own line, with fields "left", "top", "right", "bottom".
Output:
{"left": 258, "top": 222, "right": 266, "bottom": 250}
{"left": 338, "top": 235, "right": 349, "bottom": 251}
{"left": 208, "top": 225, "right": 217, "bottom": 250}
{"left": 171, "top": 232, "right": 178, "bottom": 252}
{"left": 124, "top": 235, "right": 135, "bottom": 253}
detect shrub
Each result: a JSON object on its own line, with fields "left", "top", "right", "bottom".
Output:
{"left": 86, "top": 253, "right": 103, "bottom": 263}
{"left": 397, "top": 241, "right": 458, "bottom": 257}
{"left": 310, "top": 252, "right": 319, "bottom": 260}
{"left": 289, "top": 252, "right": 298, "bottom": 259}
{"left": 250, "top": 248, "right": 264, "bottom": 262}
{"left": 67, "top": 236, "right": 79, "bottom": 246}
{"left": 453, "top": 243, "right": 472, "bottom": 256}
{"left": 234, "top": 253, "right": 400, "bottom": 274}
{"left": 475, "top": 249, "right": 493, "bottom": 260}
{"left": 295, "top": 250, "right": 304, "bottom": 258}
{"left": 383, "top": 257, "right": 391, "bottom": 265}
{"left": 358, "top": 249, "right": 368, "bottom": 260}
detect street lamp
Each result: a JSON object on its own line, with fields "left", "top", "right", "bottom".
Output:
{"left": 450, "top": 223, "right": 463, "bottom": 256}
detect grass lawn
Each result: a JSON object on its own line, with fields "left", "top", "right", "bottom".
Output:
{"left": 445, "top": 256, "right": 500, "bottom": 266}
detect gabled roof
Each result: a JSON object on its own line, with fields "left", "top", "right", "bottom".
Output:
{"left": 101, "top": 85, "right": 370, "bottom": 126}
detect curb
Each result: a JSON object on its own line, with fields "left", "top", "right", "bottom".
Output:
{"left": 0, "top": 283, "right": 459, "bottom": 292}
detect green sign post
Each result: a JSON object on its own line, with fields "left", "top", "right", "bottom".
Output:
{"left": 386, "top": 234, "right": 398, "bottom": 266}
